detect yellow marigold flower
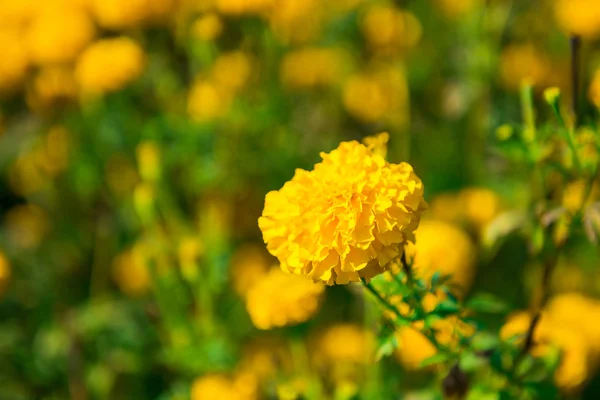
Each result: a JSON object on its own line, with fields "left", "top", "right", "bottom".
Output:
{"left": 501, "top": 311, "right": 591, "bottom": 392}
{"left": 258, "top": 137, "right": 426, "bottom": 285}
{"left": 362, "top": 132, "right": 389, "bottom": 159}
{"left": 111, "top": 245, "right": 150, "bottom": 297}
{"left": 4, "top": 204, "right": 49, "bottom": 250}
{"left": 555, "top": 0, "right": 600, "bottom": 39}
{"left": 191, "top": 13, "right": 223, "bottom": 41}
{"left": 500, "top": 44, "right": 549, "bottom": 91}
{"left": 178, "top": 236, "right": 203, "bottom": 281}
{"left": 136, "top": 141, "right": 162, "bottom": 183}
{"left": 280, "top": 47, "right": 348, "bottom": 89}
{"left": 267, "top": 0, "right": 321, "bottom": 44}
{"left": 245, "top": 268, "right": 324, "bottom": 329}
{"left": 216, "top": 0, "right": 273, "bottom": 15}
{"left": 434, "top": 0, "right": 483, "bottom": 19}
{"left": 458, "top": 187, "right": 501, "bottom": 229}
{"left": 406, "top": 220, "right": 476, "bottom": 296}
{"left": 0, "top": 28, "right": 29, "bottom": 93}
{"left": 26, "top": 8, "right": 95, "bottom": 65}
{"left": 187, "top": 80, "right": 232, "bottom": 122}
{"left": 90, "top": 0, "right": 148, "bottom": 29}
{"left": 0, "top": 0, "right": 35, "bottom": 29}
{"left": 0, "top": 251, "right": 10, "bottom": 296}
{"left": 230, "top": 244, "right": 271, "bottom": 297}
{"left": 545, "top": 293, "right": 600, "bottom": 360}
{"left": 588, "top": 69, "right": 600, "bottom": 109}
{"left": 212, "top": 51, "right": 252, "bottom": 91}
{"left": 428, "top": 192, "right": 462, "bottom": 223}
{"left": 361, "top": 6, "right": 421, "bottom": 52}
{"left": 26, "top": 66, "right": 78, "bottom": 111}
{"left": 395, "top": 325, "right": 436, "bottom": 370}
{"left": 75, "top": 37, "right": 146, "bottom": 95}
{"left": 314, "top": 324, "right": 375, "bottom": 365}
{"left": 191, "top": 373, "right": 258, "bottom": 400}
{"left": 343, "top": 67, "right": 409, "bottom": 125}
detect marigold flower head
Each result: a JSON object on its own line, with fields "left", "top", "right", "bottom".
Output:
{"left": 191, "top": 13, "right": 223, "bottom": 41}
{"left": 5, "top": 204, "right": 49, "bottom": 250}
{"left": 187, "top": 80, "right": 232, "bottom": 122}
{"left": 212, "top": 51, "right": 252, "bottom": 91}
{"left": 111, "top": 244, "right": 150, "bottom": 296}
{"left": 245, "top": 268, "right": 324, "bottom": 329}
{"left": 26, "top": 66, "right": 78, "bottom": 111}
{"left": 90, "top": 0, "right": 149, "bottom": 29}
{"left": 26, "top": 8, "right": 95, "bottom": 65}
{"left": 314, "top": 324, "right": 375, "bottom": 365}
{"left": 258, "top": 136, "right": 426, "bottom": 285}
{"left": 555, "top": 0, "right": 600, "bottom": 39}
{"left": 361, "top": 6, "right": 421, "bottom": 52}
{"left": 75, "top": 37, "right": 146, "bottom": 95}
{"left": 280, "top": 47, "right": 348, "bottom": 89}
{"left": 500, "top": 44, "right": 549, "bottom": 91}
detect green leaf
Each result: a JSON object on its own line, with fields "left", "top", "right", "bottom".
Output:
{"left": 470, "top": 332, "right": 500, "bottom": 352}
{"left": 434, "top": 299, "right": 461, "bottom": 317}
{"left": 424, "top": 314, "right": 443, "bottom": 328}
{"left": 466, "top": 293, "right": 509, "bottom": 314}
{"left": 459, "top": 351, "right": 487, "bottom": 372}
{"left": 419, "top": 352, "right": 452, "bottom": 368}
{"left": 375, "top": 334, "right": 398, "bottom": 361}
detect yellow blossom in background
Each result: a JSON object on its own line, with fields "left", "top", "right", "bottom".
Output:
{"left": 26, "top": 66, "right": 78, "bottom": 111}
{"left": 361, "top": 6, "right": 422, "bottom": 53}
{"left": 216, "top": 0, "right": 273, "bottom": 15}
{"left": 0, "top": 251, "right": 10, "bottom": 296}
{"left": 500, "top": 44, "right": 549, "bottom": 91}
{"left": 362, "top": 132, "right": 390, "bottom": 159}
{"left": 267, "top": 0, "right": 321, "bottom": 44}
{"left": 187, "top": 80, "right": 231, "bottom": 122}
{"left": 4, "top": 204, "right": 50, "bottom": 250}
{"left": 428, "top": 192, "right": 463, "bottom": 223}
{"left": 191, "top": 13, "right": 223, "bottom": 41}
{"left": 0, "top": 29, "right": 29, "bottom": 93}
{"left": 434, "top": 0, "right": 483, "bottom": 19}
{"left": 245, "top": 268, "right": 324, "bottom": 329}
{"left": 26, "top": 8, "right": 95, "bottom": 65}
{"left": 343, "top": 67, "right": 409, "bottom": 126}
{"left": 90, "top": 0, "right": 149, "bottom": 29}
{"left": 212, "top": 51, "right": 253, "bottom": 91}
{"left": 406, "top": 220, "right": 476, "bottom": 296}
{"left": 0, "top": 0, "right": 35, "bottom": 29}
{"left": 501, "top": 311, "right": 591, "bottom": 391}
{"left": 280, "top": 47, "right": 348, "bottom": 89}
{"left": 111, "top": 245, "right": 150, "bottom": 297}
{"left": 459, "top": 187, "right": 501, "bottom": 229}
{"left": 555, "top": 0, "right": 600, "bottom": 39}
{"left": 394, "top": 326, "right": 436, "bottom": 370}
{"left": 191, "top": 373, "right": 258, "bottom": 400}
{"left": 75, "top": 37, "right": 146, "bottom": 95}
{"left": 230, "top": 244, "right": 271, "bottom": 297}
{"left": 314, "top": 324, "right": 375, "bottom": 365}
{"left": 588, "top": 69, "right": 600, "bottom": 109}
{"left": 177, "top": 236, "right": 203, "bottom": 281}
{"left": 258, "top": 137, "right": 427, "bottom": 285}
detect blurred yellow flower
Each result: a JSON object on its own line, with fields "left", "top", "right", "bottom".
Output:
{"left": 90, "top": 0, "right": 149, "bottom": 29}
{"left": 314, "top": 324, "right": 375, "bottom": 365}
{"left": 26, "top": 8, "right": 95, "bottom": 65}
{"left": 26, "top": 66, "right": 78, "bottom": 111}
{"left": 459, "top": 187, "right": 501, "bottom": 229}
{"left": 267, "top": 0, "right": 321, "bottom": 44}
{"left": 187, "top": 80, "right": 231, "bottom": 122}
{"left": 362, "top": 132, "right": 390, "bottom": 159}
{"left": 245, "top": 268, "right": 324, "bottom": 329}
{"left": 361, "top": 6, "right": 422, "bottom": 53}
{"left": 75, "top": 37, "right": 146, "bottom": 95}
{"left": 230, "top": 244, "right": 271, "bottom": 297}
{"left": 191, "top": 13, "right": 223, "bottom": 41}
{"left": 258, "top": 137, "right": 426, "bottom": 285}
{"left": 500, "top": 44, "right": 549, "bottom": 91}
{"left": 216, "top": 0, "right": 273, "bottom": 15}
{"left": 191, "top": 373, "right": 258, "bottom": 400}
{"left": 212, "top": 51, "right": 252, "bottom": 91}
{"left": 343, "top": 67, "right": 409, "bottom": 125}
{"left": 588, "top": 69, "right": 600, "bottom": 109}
{"left": 501, "top": 311, "right": 591, "bottom": 391}
{"left": 280, "top": 47, "right": 347, "bottom": 89}
{"left": 111, "top": 245, "right": 150, "bottom": 297}
{"left": 562, "top": 179, "right": 599, "bottom": 214}
{"left": 0, "top": 251, "right": 10, "bottom": 296}
{"left": 395, "top": 325, "right": 436, "bottom": 370}
{"left": 4, "top": 204, "right": 50, "bottom": 250}
{"left": 555, "top": 0, "right": 600, "bottom": 39}
{"left": 407, "top": 220, "right": 476, "bottom": 296}
{"left": 177, "top": 236, "right": 203, "bottom": 281}
{"left": 0, "top": 28, "right": 29, "bottom": 93}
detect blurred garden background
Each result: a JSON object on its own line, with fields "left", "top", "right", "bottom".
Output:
{"left": 1, "top": 0, "right": 600, "bottom": 399}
